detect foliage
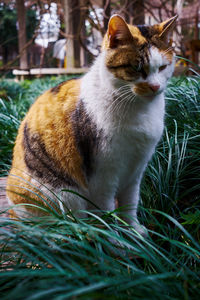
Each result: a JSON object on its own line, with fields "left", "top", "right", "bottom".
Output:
{"left": 0, "top": 3, "right": 37, "bottom": 64}
{"left": 0, "top": 208, "right": 200, "bottom": 300}
{"left": 0, "top": 3, "right": 37, "bottom": 45}
{"left": 141, "top": 75, "right": 200, "bottom": 241}
{"left": 0, "top": 74, "right": 200, "bottom": 299}
{"left": 0, "top": 80, "right": 29, "bottom": 173}
{"left": 0, "top": 79, "right": 24, "bottom": 99}
{"left": 143, "top": 78, "right": 200, "bottom": 206}
{"left": 0, "top": 4, "right": 18, "bottom": 48}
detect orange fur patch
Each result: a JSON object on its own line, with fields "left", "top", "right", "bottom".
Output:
{"left": 102, "top": 24, "right": 147, "bottom": 51}
{"left": 7, "top": 79, "right": 87, "bottom": 216}
{"left": 25, "top": 79, "right": 86, "bottom": 187}
{"left": 133, "top": 82, "right": 152, "bottom": 95}
{"left": 6, "top": 121, "right": 61, "bottom": 217}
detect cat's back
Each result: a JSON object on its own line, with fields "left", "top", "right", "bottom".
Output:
{"left": 14, "top": 78, "right": 81, "bottom": 161}
{"left": 25, "top": 78, "right": 81, "bottom": 129}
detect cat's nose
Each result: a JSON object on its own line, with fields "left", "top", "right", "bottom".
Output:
{"left": 149, "top": 84, "right": 160, "bottom": 92}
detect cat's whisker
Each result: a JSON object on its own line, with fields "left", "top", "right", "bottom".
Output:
{"left": 124, "top": 94, "right": 136, "bottom": 116}
{"left": 110, "top": 85, "right": 131, "bottom": 97}
{"left": 109, "top": 91, "right": 134, "bottom": 129}
{"left": 110, "top": 91, "right": 134, "bottom": 117}
{"left": 109, "top": 87, "right": 125, "bottom": 97}
{"left": 102, "top": 87, "right": 131, "bottom": 118}
{"left": 163, "top": 46, "right": 174, "bottom": 54}
{"left": 109, "top": 90, "right": 130, "bottom": 104}
{"left": 105, "top": 89, "right": 133, "bottom": 117}
{"left": 113, "top": 91, "right": 133, "bottom": 107}
{"left": 117, "top": 93, "right": 135, "bottom": 130}
{"left": 113, "top": 90, "right": 131, "bottom": 101}
{"left": 112, "top": 95, "right": 132, "bottom": 131}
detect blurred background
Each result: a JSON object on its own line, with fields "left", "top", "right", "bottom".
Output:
{"left": 0, "top": 0, "right": 199, "bottom": 77}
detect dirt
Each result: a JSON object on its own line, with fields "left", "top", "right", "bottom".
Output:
{"left": 0, "top": 177, "right": 9, "bottom": 218}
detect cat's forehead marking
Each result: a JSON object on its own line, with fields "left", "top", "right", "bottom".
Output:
{"left": 134, "top": 24, "right": 174, "bottom": 63}
{"left": 128, "top": 25, "right": 147, "bottom": 45}
{"left": 149, "top": 46, "right": 172, "bottom": 69}
{"left": 149, "top": 47, "right": 164, "bottom": 69}
{"left": 136, "top": 25, "right": 155, "bottom": 40}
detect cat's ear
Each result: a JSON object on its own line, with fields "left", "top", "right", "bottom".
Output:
{"left": 107, "top": 14, "right": 133, "bottom": 48}
{"left": 158, "top": 15, "right": 178, "bottom": 43}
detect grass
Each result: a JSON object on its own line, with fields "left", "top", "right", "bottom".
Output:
{"left": 0, "top": 73, "right": 200, "bottom": 299}
{"left": 0, "top": 210, "right": 199, "bottom": 299}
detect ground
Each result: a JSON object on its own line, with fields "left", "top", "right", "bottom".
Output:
{"left": 0, "top": 177, "right": 8, "bottom": 218}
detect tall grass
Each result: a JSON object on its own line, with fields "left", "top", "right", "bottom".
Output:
{"left": 0, "top": 209, "right": 200, "bottom": 299}
{"left": 0, "top": 74, "right": 200, "bottom": 299}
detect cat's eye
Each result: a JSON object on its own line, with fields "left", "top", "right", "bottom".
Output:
{"left": 159, "top": 65, "right": 167, "bottom": 72}
{"left": 140, "top": 68, "right": 148, "bottom": 79}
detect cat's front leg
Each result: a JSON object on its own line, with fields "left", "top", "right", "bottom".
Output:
{"left": 87, "top": 176, "right": 116, "bottom": 214}
{"left": 87, "top": 182, "right": 129, "bottom": 252}
{"left": 117, "top": 181, "right": 148, "bottom": 237}
{"left": 87, "top": 190, "right": 116, "bottom": 214}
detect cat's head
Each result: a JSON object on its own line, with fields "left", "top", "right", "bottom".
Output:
{"left": 102, "top": 14, "right": 178, "bottom": 98}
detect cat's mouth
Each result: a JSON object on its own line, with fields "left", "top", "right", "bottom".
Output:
{"left": 133, "top": 82, "right": 162, "bottom": 99}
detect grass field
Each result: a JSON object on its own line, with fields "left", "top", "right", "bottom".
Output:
{"left": 0, "top": 74, "right": 200, "bottom": 299}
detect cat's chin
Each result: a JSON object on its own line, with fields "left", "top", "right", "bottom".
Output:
{"left": 137, "top": 92, "right": 162, "bottom": 100}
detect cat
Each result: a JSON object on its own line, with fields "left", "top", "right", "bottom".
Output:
{"left": 6, "top": 14, "right": 177, "bottom": 235}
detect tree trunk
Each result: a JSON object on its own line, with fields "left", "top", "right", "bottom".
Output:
{"left": 16, "top": 0, "right": 28, "bottom": 69}
{"left": 133, "top": 0, "right": 145, "bottom": 25}
{"left": 123, "top": 0, "right": 145, "bottom": 25}
{"left": 103, "top": 0, "right": 111, "bottom": 33}
{"left": 62, "top": 0, "right": 81, "bottom": 68}
{"left": 72, "top": 0, "right": 81, "bottom": 67}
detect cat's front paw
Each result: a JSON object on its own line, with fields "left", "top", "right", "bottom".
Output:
{"left": 130, "top": 222, "right": 148, "bottom": 238}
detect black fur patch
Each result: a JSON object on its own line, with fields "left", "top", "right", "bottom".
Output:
{"left": 137, "top": 25, "right": 152, "bottom": 39}
{"left": 72, "top": 100, "right": 102, "bottom": 178}
{"left": 137, "top": 25, "right": 171, "bottom": 51}
{"left": 23, "top": 123, "right": 77, "bottom": 188}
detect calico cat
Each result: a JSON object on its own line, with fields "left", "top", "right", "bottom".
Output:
{"left": 6, "top": 14, "right": 177, "bottom": 235}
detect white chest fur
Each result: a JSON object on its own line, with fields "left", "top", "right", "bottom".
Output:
{"left": 95, "top": 93, "right": 165, "bottom": 190}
